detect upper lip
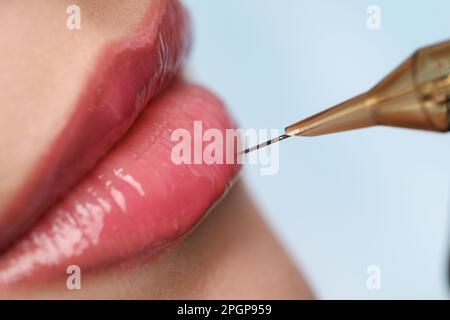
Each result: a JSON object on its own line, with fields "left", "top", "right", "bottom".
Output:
{"left": 0, "top": 0, "right": 239, "bottom": 286}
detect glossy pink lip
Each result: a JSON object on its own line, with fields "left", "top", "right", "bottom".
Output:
{"left": 0, "top": 1, "right": 240, "bottom": 285}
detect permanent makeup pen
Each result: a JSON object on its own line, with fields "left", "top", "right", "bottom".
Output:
{"left": 244, "top": 39, "right": 450, "bottom": 154}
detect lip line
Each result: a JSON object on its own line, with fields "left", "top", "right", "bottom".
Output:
{"left": 0, "top": 0, "right": 191, "bottom": 251}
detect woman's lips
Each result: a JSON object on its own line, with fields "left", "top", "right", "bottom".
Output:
{"left": 0, "top": 0, "right": 190, "bottom": 249}
{"left": 0, "top": 81, "right": 240, "bottom": 285}
{"left": 0, "top": 0, "right": 241, "bottom": 285}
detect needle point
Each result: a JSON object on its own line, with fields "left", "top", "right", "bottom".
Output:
{"left": 240, "top": 134, "right": 290, "bottom": 155}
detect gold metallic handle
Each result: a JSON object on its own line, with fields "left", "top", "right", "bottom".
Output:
{"left": 286, "top": 39, "right": 450, "bottom": 137}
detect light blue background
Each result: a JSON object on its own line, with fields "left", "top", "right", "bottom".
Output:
{"left": 183, "top": 0, "right": 450, "bottom": 299}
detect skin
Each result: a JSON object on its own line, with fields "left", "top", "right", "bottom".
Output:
{"left": 0, "top": 0, "right": 313, "bottom": 299}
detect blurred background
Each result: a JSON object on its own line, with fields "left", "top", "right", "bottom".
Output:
{"left": 183, "top": 0, "right": 450, "bottom": 298}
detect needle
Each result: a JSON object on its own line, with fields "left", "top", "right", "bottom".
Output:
{"left": 240, "top": 134, "right": 291, "bottom": 155}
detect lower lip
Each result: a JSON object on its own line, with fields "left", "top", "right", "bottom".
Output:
{"left": 0, "top": 81, "right": 240, "bottom": 285}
